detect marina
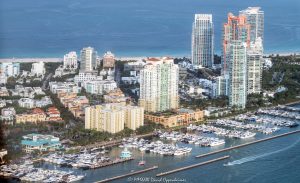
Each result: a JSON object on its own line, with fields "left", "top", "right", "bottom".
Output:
{"left": 187, "top": 124, "right": 257, "bottom": 139}
{"left": 211, "top": 119, "right": 280, "bottom": 134}
{"left": 1, "top": 105, "right": 299, "bottom": 182}
{"left": 42, "top": 148, "right": 133, "bottom": 170}
{"left": 157, "top": 131, "right": 225, "bottom": 147}
{"left": 120, "top": 138, "right": 193, "bottom": 156}
{"left": 0, "top": 161, "right": 85, "bottom": 182}
{"left": 257, "top": 108, "right": 300, "bottom": 120}
{"left": 277, "top": 105, "right": 300, "bottom": 112}
{"left": 236, "top": 113, "right": 299, "bottom": 127}
{"left": 195, "top": 129, "right": 300, "bottom": 158}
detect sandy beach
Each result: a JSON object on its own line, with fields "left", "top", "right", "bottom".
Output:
{"left": 0, "top": 52, "right": 299, "bottom": 63}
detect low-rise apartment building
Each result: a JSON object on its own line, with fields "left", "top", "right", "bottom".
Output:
{"left": 145, "top": 108, "right": 204, "bottom": 128}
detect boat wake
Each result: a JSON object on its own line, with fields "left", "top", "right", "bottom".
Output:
{"left": 224, "top": 137, "right": 300, "bottom": 166}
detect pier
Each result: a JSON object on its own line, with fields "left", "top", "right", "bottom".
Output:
{"left": 156, "top": 156, "right": 229, "bottom": 177}
{"left": 195, "top": 130, "right": 300, "bottom": 158}
{"left": 90, "top": 158, "right": 134, "bottom": 169}
{"left": 95, "top": 166, "right": 158, "bottom": 183}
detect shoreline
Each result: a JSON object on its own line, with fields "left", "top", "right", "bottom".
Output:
{"left": 1, "top": 52, "right": 300, "bottom": 63}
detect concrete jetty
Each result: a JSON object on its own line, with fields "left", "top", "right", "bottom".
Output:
{"left": 95, "top": 166, "right": 158, "bottom": 183}
{"left": 90, "top": 158, "right": 134, "bottom": 169}
{"left": 195, "top": 130, "right": 300, "bottom": 158}
{"left": 156, "top": 156, "right": 229, "bottom": 177}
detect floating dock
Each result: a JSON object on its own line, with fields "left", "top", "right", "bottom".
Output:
{"left": 195, "top": 130, "right": 300, "bottom": 158}
{"left": 156, "top": 156, "right": 229, "bottom": 177}
{"left": 95, "top": 166, "right": 158, "bottom": 183}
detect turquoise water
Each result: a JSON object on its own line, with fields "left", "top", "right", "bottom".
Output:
{"left": 0, "top": 0, "right": 300, "bottom": 58}
{"left": 39, "top": 104, "right": 300, "bottom": 183}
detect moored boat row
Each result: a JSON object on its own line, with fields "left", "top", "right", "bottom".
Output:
{"left": 188, "top": 124, "right": 256, "bottom": 139}
{"left": 157, "top": 131, "right": 225, "bottom": 147}
{"left": 0, "top": 161, "right": 84, "bottom": 182}
{"left": 121, "top": 138, "right": 192, "bottom": 156}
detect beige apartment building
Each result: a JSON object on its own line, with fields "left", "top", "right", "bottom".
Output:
{"left": 85, "top": 104, "right": 144, "bottom": 133}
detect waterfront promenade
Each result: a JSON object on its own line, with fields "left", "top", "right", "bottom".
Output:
{"left": 69, "top": 132, "right": 154, "bottom": 151}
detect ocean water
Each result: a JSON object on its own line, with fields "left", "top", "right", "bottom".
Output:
{"left": 0, "top": 0, "right": 300, "bottom": 58}
{"left": 38, "top": 104, "right": 300, "bottom": 183}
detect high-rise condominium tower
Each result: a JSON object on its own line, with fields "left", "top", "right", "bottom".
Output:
{"left": 222, "top": 13, "right": 250, "bottom": 108}
{"left": 247, "top": 37, "right": 263, "bottom": 94}
{"left": 239, "top": 7, "right": 264, "bottom": 43}
{"left": 80, "top": 47, "right": 97, "bottom": 72}
{"left": 139, "top": 57, "right": 179, "bottom": 112}
{"left": 191, "top": 14, "right": 214, "bottom": 68}
{"left": 222, "top": 13, "right": 250, "bottom": 74}
{"left": 228, "top": 41, "right": 248, "bottom": 108}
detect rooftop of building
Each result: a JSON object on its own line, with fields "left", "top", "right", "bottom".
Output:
{"left": 21, "top": 139, "right": 61, "bottom": 147}
{"left": 240, "top": 7, "right": 263, "bottom": 14}
{"left": 147, "top": 108, "right": 200, "bottom": 117}
{"left": 32, "top": 108, "right": 45, "bottom": 114}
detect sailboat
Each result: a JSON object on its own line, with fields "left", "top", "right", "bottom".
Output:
{"left": 138, "top": 152, "right": 146, "bottom": 166}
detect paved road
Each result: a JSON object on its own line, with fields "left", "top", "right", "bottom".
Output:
{"left": 42, "top": 73, "right": 53, "bottom": 90}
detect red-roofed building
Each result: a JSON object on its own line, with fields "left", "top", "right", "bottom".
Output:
{"left": 32, "top": 108, "right": 45, "bottom": 114}
{"left": 16, "top": 108, "right": 46, "bottom": 123}
{"left": 47, "top": 107, "right": 62, "bottom": 121}
{"left": 146, "top": 57, "right": 161, "bottom": 62}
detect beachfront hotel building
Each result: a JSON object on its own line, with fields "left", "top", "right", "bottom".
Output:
{"left": 63, "top": 51, "right": 78, "bottom": 70}
{"left": 239, "top": 7, "right": 264, "bottom": 43}
{"left": 80, "top": 47, "right": 97, "bottom": 72}
{"left": 191, "top": 14, "right": 214, "bottom": 68}
{"left": 139, "top": 57, "right": 179, "bottom": 112}
{"left": 85, "top": 104, "right": 144, "bottom": 133}
{"left": 103, "top": 51, "right": 115, "bottom": 68}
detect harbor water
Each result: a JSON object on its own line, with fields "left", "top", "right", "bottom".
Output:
{"left": 37, "top": 104, "right": 300, "bottom": 183}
